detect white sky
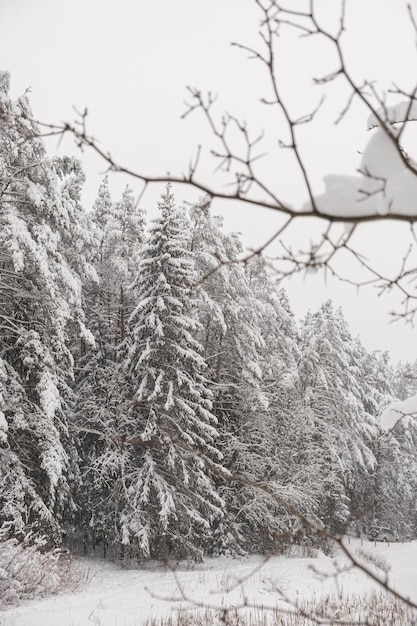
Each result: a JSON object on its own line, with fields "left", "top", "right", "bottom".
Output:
{"left": 2, "top": 0, "right": 417, "bottom": 363}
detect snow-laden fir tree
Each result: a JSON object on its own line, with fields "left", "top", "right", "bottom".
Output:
{"left": 364, "top": 352, "right": 417, "bottom": 537}
{"left": 190, "top": 198, "right": 294, "bottom": 554}
{"left": 298, "top": 302, "right": 377, "bottom": 534}
{"left": 392, "top": 360, "right": 417, "bottom": 401}
{"left": 72, "top": 179, "right": 146, "bottom": 553}
{"left": 374, "top": 414, "right": 417, "bottom": 538}
{"left": 0, "top": 72, "right": 92, "bottom": 538}
{"left": 119, "top": 184, "right": 224, "bottom": 560}
{"left": 345, "top": 345, "right": 392, "bottom": 534}
{"left": 89, "top": 179, "right": 146, "bottom": 351}
{"left": 243, "top": 257, "right": 322, "bottom": 546}
{"left": 111, "top": 185, "right": 146, "bottom": 340}
{"left": 189, "top": 201, "right": 318, "bottom": 552}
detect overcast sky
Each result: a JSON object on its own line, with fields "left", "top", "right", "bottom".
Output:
{"left": 2, "top": 0, "right": 417, "bottom": 363}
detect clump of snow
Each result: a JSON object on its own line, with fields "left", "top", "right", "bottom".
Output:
{"left": 0, "top": 411, "right": 8, "bottom": 444}
{"left": 26, "top": 182, "right": 45, "bottom": 208}
{"left": 359, "top": 127, "right": 404, "bottom": 194}
{"left": 385, "top": 169, "right": 417, "bottom": 215}
{"left": 367, "top": 100, "right": 417, "bottom": 129}
{"left": 304, "top": 108, "right": 417, "bottom": 218}
{"left": 78, "top": 320, "right": 96, "bottom": 347}
{"left": 379, "top": 394, "right": 417, "bottom": 431}
{"left": 38, "top": 370, "right": 61, "bottom": 420}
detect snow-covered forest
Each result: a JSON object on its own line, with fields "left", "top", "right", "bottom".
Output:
{"left": 2, "top": 68, "right": 417, "bottom": 581}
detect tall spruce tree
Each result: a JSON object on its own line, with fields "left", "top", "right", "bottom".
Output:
{"left": 298, "top": 302, "right": 377, "bottom": 534}
{"left": 392, "top": 360, "right": 417, "bottom": 401}
{"left": 0, "top": 72, "right": 91, "bottom": 538}
{"left": 118, "top": 184, "right": 224, "bottom": 560}
{"left": 72, "top": 180, "right": 146, "bottom": 553}
{"left": 374, "top": 416, "right": 417, "bottom": 538}
{"left": 245, "top": 258, "right": 322, "bottom": 545}
{"left": 190, "top": 199, "right": 304, "bottom": 553}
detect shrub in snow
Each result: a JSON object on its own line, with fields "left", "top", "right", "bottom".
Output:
{"left": 0, "top": 527, "right": 81, "bottom": 607}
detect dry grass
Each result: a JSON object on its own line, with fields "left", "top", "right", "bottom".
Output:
{"left": 145, "top": 592, "right": 417, "bottom": 625}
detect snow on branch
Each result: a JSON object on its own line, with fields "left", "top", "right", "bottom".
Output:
{"left": 367, "top": 99, "right": 417, "bottom": 130}
{"left": 379, "top": 394, "right": 417, "bottom": 431}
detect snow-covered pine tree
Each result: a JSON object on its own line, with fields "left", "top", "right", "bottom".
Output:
{"left": 118, "top": 184, "right": 224, "bottom": 560}
{"left": 190, "top": 199, "right": 302, "bottom": 554}
{"left": 72, "top": 180, "right": 146, "bottom": 554}
{"left": 392, "top": 360, "right": 417, "bottom": 401}
{"left": 93, "top": 174, "right": 113, "bottom": 232}
{"left": 374, "top": 415, "right": 417, "bottom": 538}
{"left": 244, "top": 258, "right": 322, "bottom": 546}
{"left": 111, "top": 185, "right": 146, "bottom": 341}
{"left": 298, "top": 302, "right": 377, "bottom": 535}
{"left": 88, "top": 179, "right": 146, "bottom": 353}
{"left": 362, "top": 352, "right": 417, "bottom": 538}
{"left": 346, "top": 345, "right": 392, "bottom": 535}
{"left": 0, "top": 72, "right": 92, "bottom": 539}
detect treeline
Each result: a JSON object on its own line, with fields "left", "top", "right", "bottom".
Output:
{"left": 1, "top": 72, "right": 417, "bottom": 562}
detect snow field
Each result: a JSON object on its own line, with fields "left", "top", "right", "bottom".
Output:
{"left": 2, "top": 539, "right": 417, "bottom": 625}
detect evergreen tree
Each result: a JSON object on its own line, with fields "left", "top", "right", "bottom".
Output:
{"left": 117, "top": 184, "right": 224, "bottom": 560}
{"left": 392, "top": 360, "right": 417, "bottom": 400}
{"left": 88, "top": 179, "right": 146, "bottom": 353}
{"left": 72, "top": 180, "right": 146, "bottom": 553}
{"left": 189, "top": 199, "right": 309, "bottom": 553}
{"left": 374, "top": 417, "right": 417, "bottom": 538}
{"left": 369, "top": 355, "right": 417, "bottom": 538}
{"left": 246, "top": 259, "right": 322, "bottom": 545}
{"left": 0, "top": 72, "right": 91, "bottom": 538}
{"left": 298, "top": 302, "right": 377, "bottom": 534}
{"left": 345, "top": 343, "right": 392, "bottom": 534}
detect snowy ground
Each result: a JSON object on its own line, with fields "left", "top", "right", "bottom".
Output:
{"left": 2, "top": 539, "right": 417, "bottom": 625}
